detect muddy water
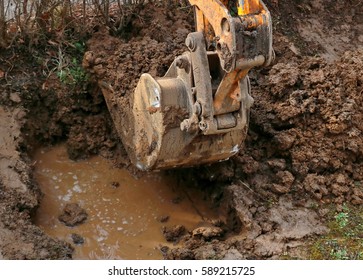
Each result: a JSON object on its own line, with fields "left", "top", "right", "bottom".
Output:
{"left": 33, "top": 145, "right": 219, "bottom": 259}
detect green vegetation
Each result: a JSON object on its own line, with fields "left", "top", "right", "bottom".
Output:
{"left": 56, "top": 42, "right": 88, "bottom": 86}
{"left": 1, "top": 1, "right": 187, "bottom": 86}
{"left": 57, "top": 57, "right": 88, "bottom": 86}
{"left": 309, "top": 204, "right": 363, "bottom": 260}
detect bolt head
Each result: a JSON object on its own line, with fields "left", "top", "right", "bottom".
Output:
{"left": 176, "top": 58, "right": 183, "bottom": 68}
{"left": 185, "top": 36, "right": 196, "bottom": 51}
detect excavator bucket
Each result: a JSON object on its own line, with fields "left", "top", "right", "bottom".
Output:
{"left": 130, "top": 71, "right": 249, "bottom": 170}
{"left": 101, "top": 0, "right": 273, "bottom": 171}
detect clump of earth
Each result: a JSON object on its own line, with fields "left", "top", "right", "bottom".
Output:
{"left": 0, "top": 0, "right": 362, "bottom": 259}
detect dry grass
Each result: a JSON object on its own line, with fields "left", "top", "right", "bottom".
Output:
{"left": 0, "top": 0, "right": 187, "bottom": 48}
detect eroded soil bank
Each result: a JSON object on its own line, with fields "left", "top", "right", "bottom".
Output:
{"left": 0, "top": 0, "right": 362, "bottom": 259}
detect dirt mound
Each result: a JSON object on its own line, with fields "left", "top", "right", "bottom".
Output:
{"left": 266, "top": 0, "right": 363, "bottom": 62}
{"left": 22, "top": 73, "right": 119, "bottom": 160}
{"left": 238, "top": 50, "right": 363, "bottom": 205}
{"left": 84, "top": 4, "right": 192, "bottom": 95}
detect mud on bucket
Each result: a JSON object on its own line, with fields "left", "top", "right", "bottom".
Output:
{"left": 130, "top": 73, "right": 245, "bottom": 171}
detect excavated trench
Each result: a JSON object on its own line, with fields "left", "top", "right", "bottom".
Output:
{"left": 1, "top": 0, "right": 363, "bottom": 260}
{"left": 33, "top": 145, "right": 220, "bottom": 259}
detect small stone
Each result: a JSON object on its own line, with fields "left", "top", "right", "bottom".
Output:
{"left": 223, "top": 248, "right": 243, "bottom": 260}
{"left": 71, "top": 233, "right": 85, "bottom": 245}
{"left": 58, "top": 203, "right": 88, "bottom": 227}
{"left": 267, "top": 159, "right": 287, "bottom": 171}
{"left": 162, "top": 225, "right": 186, "bottom": 242}
{"left": 9, "top": 92, "right": 21, "bottom": 103}
{"left": 340, "top": 36, "right": 350, "bottom": 43}
{"left": 331, "top": 184, "right": 349, "bottom": 196}
{"left": 111, "top": 181, "right": 120, "bottom": 188}
{"left": 270, "top": 183, "right": 290, "bottom": 194}
{"left": 288, "top": 43, "right": 301, "bottom": 56}
{"left": 335, "top": 174, "right": 346, "bottom": 185}
{"left": 277, "top": 170, "right": 295, "bottom": 187}
{"left": 192, "top": 226, "right": 223, "bottom": 239}
{"left": 273, "top": 131, "right": 296, "bottom": 150}
{"left": 158, "top": 215, "right": 170, "bottom": 223}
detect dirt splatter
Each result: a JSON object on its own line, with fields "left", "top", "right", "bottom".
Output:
{"left": 239, "top": 50, "right": 363, "bottom": 206}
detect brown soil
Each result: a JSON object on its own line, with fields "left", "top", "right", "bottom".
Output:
{"left": 81, "top": 3, "right": 193, "bottom": 170}
{"left": 0, "top": 107, "right": 73, "bottom": 259}
{"left": 58, "top": 203, "right": 88, "bottom": 227}
{"left": 1, "top": 0, "right": 363, "bottom": 259}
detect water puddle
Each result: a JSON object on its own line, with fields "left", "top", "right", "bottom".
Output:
{"left": 33, "top": 145, "right": 219, "bottom": 259}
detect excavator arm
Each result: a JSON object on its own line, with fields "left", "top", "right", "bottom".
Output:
{"left": 184, "top": 0, "right": 273, "bottom": 133}
{"left": 104, "top": 0, "right": 273, "bottom": 170}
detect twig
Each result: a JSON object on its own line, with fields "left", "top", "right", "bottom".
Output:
{"left": 238, "top": 179, "right": 265, "bottom": 200}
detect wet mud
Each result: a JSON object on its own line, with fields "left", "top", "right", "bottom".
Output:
{"left": 33, "top": 145, "right": 219, "bottom": 259}
{"left": 0, "top": 0, "right": 363, "bottom": 259}
{"left": 0, "top": 107, "right": 73, "bottom": 259}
